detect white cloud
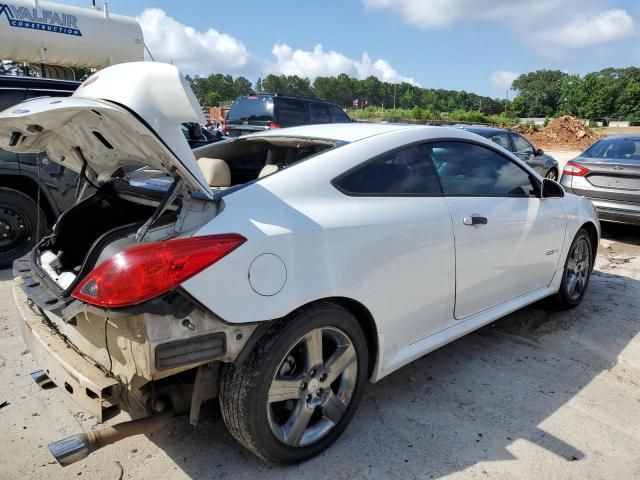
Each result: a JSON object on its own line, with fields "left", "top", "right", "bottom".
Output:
{"left": 538, "top": 9, "right": 634, "bottom": 49}
{"left": 363, "top": 0, "right": 557, "bottom": 28}
{"left": 362, "top": 0, "right": 635, "bottom": 53}
{"left": 137, "top": 9, "right": 419, "bottom": 85}
{"left": 137, "top": 8, "right": 252, "bottom": 74}
{"left": 489, "top": 71, "right": 519, "bottom": 90}
{"left": 268, "top": 43, "right": 419, "bottom": 85}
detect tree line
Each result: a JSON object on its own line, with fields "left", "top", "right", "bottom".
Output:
{"left": 188, "top": 67, "right": 640, "bottom": 122}
{"left": 511, "top": 68, "right": 640, "bottom": 121}
{"left": 187, "top": 72, "right": 506, "bottom": 116}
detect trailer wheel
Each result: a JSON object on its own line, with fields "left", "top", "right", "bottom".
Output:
{"left": 0, "top": 188, "right": 47, "bottom": 269}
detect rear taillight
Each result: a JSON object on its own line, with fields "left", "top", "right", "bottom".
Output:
{"left": 563, "top": 161, "right": 590, "bottom": 176}
{"left": 72, "top": 234, "right": 246, "bottom": 308}
{"left": 269, "top": 122, "right": 281, "bottom": 129}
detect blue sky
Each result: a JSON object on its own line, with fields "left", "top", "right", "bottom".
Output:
{"left": 60, "top": 0, "right": 640, "bottom": 98}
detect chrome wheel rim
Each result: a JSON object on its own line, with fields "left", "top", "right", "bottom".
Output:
{"left": 267, "top": 326, "right": 358, "bottom": 447}
{"left": 545, "top": 169, "right": 558, "bottom": 181}
{"left": 566, "top": 237, "right": 591, "bottom": 301}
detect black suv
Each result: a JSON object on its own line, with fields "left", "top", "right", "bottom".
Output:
{"left": 0, "top": 76, "right": 81, "bottom": 268}
{"left": 225, "top": 93, "right": 351, "bottom": 137}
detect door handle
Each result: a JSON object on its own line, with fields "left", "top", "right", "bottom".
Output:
{"left": 463, "top": 215, "right": 488, "bottom": 226}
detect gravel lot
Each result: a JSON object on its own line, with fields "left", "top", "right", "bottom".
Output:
{"left": 0, "top": 158, "right": 638, "bottom": 479}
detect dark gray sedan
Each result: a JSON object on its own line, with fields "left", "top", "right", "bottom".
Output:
{"left": 460, "top": 126, "right": 560, "bottom": 180}
{"left": 561, "top": 135, "right": 640, "bottom": 225}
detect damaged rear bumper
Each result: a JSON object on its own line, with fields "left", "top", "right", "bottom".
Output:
{"left": 13, "top": 272, "right": 260, "bottom": 421}
{"left": 13, "top": 278, "right": 121, "bottom": 422}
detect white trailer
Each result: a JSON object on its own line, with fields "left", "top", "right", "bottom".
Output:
{"left": 0, "top": 0, "right": 143, "bottom": 69}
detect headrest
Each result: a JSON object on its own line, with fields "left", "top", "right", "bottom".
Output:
{"left": 258, "top": 164, "right": 279, "bottom": 178}
{"left": 198, "top": 158, "right": 231, "bottom": 187}
{"left": 612, "top": 140, "right": 635, "bottom": 157}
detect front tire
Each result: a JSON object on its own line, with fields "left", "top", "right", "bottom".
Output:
{"left": 219, "top": 302, "right": 368, "bottom": 464}
{"left": 0, "top": 188, "right": 47, "bottom": 269}
{"left": 550, "top": 228, "right": 594, "bottom": 309}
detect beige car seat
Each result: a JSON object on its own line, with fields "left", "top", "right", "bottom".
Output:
{"left": 198, "top": 158, "right": 231, "bottom": 188}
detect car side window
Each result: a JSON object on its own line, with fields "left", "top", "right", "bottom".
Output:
{"left": 427, "top": 141, "right": 535, "bottom": 197}
{"left": 330, "top": 106, "right": 350, "bottom": 123}
{"left": 335, "top": 144, "right": 442, "bottom": 195}
{"left": 510, "top": 134, "right": 534, "bottom": 155}
{"left": 276, "top": 98, "right": 306, "bottom": 127}
{"left": 490, "top": 133, "right": 512, "bottom": 151}
{"left": 0, "top": 88, "right": 26, "bottom": 111}
{"left": 309, "top": 103, "right": 331, "bottom": 124}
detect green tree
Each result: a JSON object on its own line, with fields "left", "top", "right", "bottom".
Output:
{"left": 232, "top": 76, "right": 252, "bottom": 98}
{"left": 511, "top": 70, "right": 569, "bottom": 117}
{"left": 204, "top": 91, "right": 221, "bottom": 107}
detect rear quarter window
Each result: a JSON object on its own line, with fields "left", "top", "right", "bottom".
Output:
{"left": 335, "top": 144, "right": 442, "bottom": 196}
{"left": 309, "top": 103, "right": 331, "bottom": 124}
{"left": 276, "top": 98, "right": 306, "bottom": 126}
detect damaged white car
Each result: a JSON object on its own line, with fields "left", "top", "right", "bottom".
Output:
{"left": 0, "top": 62, "right": 599, "bottom": 466}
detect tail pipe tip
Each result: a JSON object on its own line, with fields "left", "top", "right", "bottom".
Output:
{"left": 48, "top": 433, "right": 91, "bottom": 467}
{"left": 48, "top": 409, "right": 174, "bottom": 467}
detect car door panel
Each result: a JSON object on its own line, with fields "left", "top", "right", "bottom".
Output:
{"left": 446, "top": 196, "right": 565, "bottom": 319}
{"left": 428, "top": 140, "right": 566, "bottom": 319}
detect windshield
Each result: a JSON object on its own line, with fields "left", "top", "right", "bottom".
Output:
{"left": 584, "top": 138, "right": 640, "bottom": 160}
{"left": 228, "top": 96, "right": 274, "bottom": 122}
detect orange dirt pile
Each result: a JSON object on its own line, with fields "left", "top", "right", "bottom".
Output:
{"left": 510, "top": 116, "right": 604, "bottom": 150}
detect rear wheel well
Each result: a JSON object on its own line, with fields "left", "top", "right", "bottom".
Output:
{"left": 0, "top": 175, "right": 55, "bottom": 225}
{"left": 315, "top": 297, "right": 378, "bottom": 379}
{"left": 236, "top": 297, "right": 379, "bottom": 379}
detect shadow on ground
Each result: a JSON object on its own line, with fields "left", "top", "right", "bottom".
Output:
{"left": 136, "top": 266, "right": 639, "bottom": 479}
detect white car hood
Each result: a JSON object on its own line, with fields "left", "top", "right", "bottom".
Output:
{"left": 0, "top": 62, "right": 213, "bottom": 198}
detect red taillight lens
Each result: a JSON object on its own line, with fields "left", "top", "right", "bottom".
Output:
{"left": 563, "top": 161, "right": 590, "bottom": 176}
{"left": 72, "top": 234, "right": 246, "bottom": 308}
{"left": 269, "top": 122, "right": 281, "bottom": 129}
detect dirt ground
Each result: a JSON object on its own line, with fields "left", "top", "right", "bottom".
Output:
{"left": 532, "top": 125, "right": 640, "bottom": 152}
{"left": 1, "top": 226, "right": 639, "bottom": 479}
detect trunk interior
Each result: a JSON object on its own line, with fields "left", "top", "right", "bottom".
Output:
{"left": 35, "top": 183, "right": 178, "bottom": 293}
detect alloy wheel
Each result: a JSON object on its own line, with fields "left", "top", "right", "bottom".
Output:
{"left": 267, "top": 326, "right": 358, "bottom": 447}
{"left": 545, "top": 169, "right": 558, "bottom": 181}
{"left": 566, "top": 236, "right": 591, "bottom": 301}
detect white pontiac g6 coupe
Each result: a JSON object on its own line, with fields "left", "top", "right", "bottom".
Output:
{"left": 0, "top": 63, "right": 599, "bottom": 466}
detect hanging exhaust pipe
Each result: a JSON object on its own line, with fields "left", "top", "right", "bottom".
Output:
{"left": 48, "top": 408, "right": 174, "bottom": 466}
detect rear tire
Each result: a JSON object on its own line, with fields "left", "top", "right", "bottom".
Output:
{"left": 545, "top": 168, "right": 559, "bottom": 181}
{"left": 219, "top": 302, "right": 368, "bottom": 464}
{"left": 549, "top": 228, "right": 593, "bottom": 309}
{"left": 0, "top": 188, "right": 47, "bottom": 269}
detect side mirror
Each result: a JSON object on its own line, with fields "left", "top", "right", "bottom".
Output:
{"left": 535, "top": 148, "right": 544, "bottom": 156}
{"left": 541, "top": 178, "right": 564, "bottom": 198}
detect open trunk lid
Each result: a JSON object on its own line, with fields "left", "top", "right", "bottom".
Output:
{"left": 0, "top": 62, "right": 213, "bottom": 199}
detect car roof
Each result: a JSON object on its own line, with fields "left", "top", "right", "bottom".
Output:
{"left": 247, "top": 122, "right": 427, "bottom": 143}
{"left": 0, "top": 75, "right": 80, "bottom": 91}
{"left": 236, "top": 93, "right": 344, "bottom": 108}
